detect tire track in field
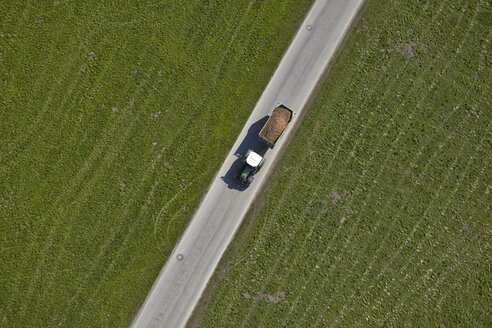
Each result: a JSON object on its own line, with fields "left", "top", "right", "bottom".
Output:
{"left": 225, "top": 20, "right": 411, "bottom": 323}
{"left": 54, "top": 50, "right": 244, "bottom": 314}
{"left": 381, "top": 225, "right": 486, "bottom": 326}
{"left": 2, "top": 56, "right": 76, "bottom": 162}
{"left": 229, "top": 125, "right": 349, "bottom": 324}
{"left": 236, "top": 3, "right": 445, "bottom": 324}
{"left": 67, "top": 172, "right": 212, "bottom": 321}
{"left": 321, "top": 27, "right": 489, "bottom": 326}
{"left": 149, "top": 113, "right": 213, "bottom": 232}
{"left": 28, "top": 65, "right": 164, "bottom": 294}
{"left": 19, "top": 109, "right": 140, "bottom": 319}
{"left": 5, "top": 41, "right": 123, "bottom": 317}
{"left": 2, "top": 27, "right": 100, "bottom": 167}
{"left": 324, "top": 91, "right": 483, "bottom": 327}
{"left": 3, "top": 32, "right": 111, "bottom": 177}
{"left": 433, "top": 224, "right": 491, "bottom": 317}
{"left": 12, "top": 50, "right": 67, "bottom": 123}
{"left": 380, "top": 230, "right": 481, "bottom": 326}
{"left": 59, "top": 103, "right": 210, "bottom": 316}
{"left": 358, "top": 29, "right": 490, "bottom": 327}
{"left": 15, "top": 67, "right": 157, "bottom": 319}
{"left": 8, "top": 34, "right": 120, "bottom": 168}
{"left": 350, "top": 120, "right": 490, "bottom": 327}
{"left": 278, "top": 1, "right": 478, "bottom": 322}
{"left": 2, "top": 4, "right": 74, "bottom": 119}
{"left": 71, "top": 3, "right": 302, "bottom": 313}
{"left": 211, "top": 0, "right": 255, "bottom": 87}
{"left": 335, "top": 113, "right": 490, "bottom": 327}
{"left": 237, "top": 196, "right": 325, "bottom": 328}
{"left": 255, "top": 1, "right": 458, "bottom": 323}
{"left": 35, "top": 114, "right": 155, "bottom": 319}
{"left": 372, "top": 121, "right": 491, "bottom": 321}
{"left": 35, "top": 60, "right": 152, "bottom": 230}
{"left": 322, "top": 118, "right": 488, "bottom": 327}
{"left": 54, "top": 43, "right": 125, "bottom": 136}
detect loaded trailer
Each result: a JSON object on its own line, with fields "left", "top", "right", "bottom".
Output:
{"left": 258, "top": 105, "right": 294, "bottom": 148}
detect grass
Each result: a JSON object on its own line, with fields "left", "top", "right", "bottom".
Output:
{"left": 190, "top": 0, "right": 492, "bottom": 327}
{"left": 0, "top": 0, "right": 314, "bottom": 327}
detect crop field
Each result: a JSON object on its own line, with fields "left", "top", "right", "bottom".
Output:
{"left": 0, "top": 0, "right": 314, "bottom": 327}
{"left": 191, "top": 0, "right": 491, "bottom": 327}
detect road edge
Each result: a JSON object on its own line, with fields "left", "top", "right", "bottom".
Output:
{"left": 185, "top": 0, "right": 368, "bottom": 326}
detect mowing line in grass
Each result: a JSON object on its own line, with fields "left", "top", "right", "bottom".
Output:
{"left": 264, "top": 1, "right": 461, "bottom": 322}
{"left": 325, "top": 22, "right": 489, "bottom": 326}
{"left": 333, "top": 117, "right": 490, "bottom": 327}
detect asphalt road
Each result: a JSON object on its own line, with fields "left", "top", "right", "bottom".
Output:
{"left": 130, "top": 0, "right": 365, "bottom": 327}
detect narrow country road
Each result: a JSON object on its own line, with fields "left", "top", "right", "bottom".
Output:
{"left": 130, "top": 0, "right": 365, "bottom": 327}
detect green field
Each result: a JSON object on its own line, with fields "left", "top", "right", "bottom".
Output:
{"left": 0, "top": 1, "right": 313, "bottom": 326}
{"left": 191, "top": 0, "right": 492, "bottom": 327}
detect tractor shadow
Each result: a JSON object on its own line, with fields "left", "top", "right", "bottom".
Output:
{"left": 221, "top": 115, "right": 269, "bottom": 190}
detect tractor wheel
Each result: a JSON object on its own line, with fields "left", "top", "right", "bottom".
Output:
{"left": 247, "top": 176, "right": 254, "bottom": 184}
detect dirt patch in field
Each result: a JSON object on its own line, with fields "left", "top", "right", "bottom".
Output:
{"left": 379, "top": 37, "right": 428, "bottom": 60}
{"left": 255, "top": 291, "right": 286, "bottom": 304}
{"left": 330, "top": 189, "right": 342, "bottom": 203}
{"left": 0, "top": 188, "right": 15, "bottom": 211}
{"left": 403, "top": 41, "right": 417, "bottom": 58}
{"left": 151, "top": 110, "right": 161, "bottom": 119}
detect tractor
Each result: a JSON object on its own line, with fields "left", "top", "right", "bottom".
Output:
{"left": 238, "top": 149, "right": 265, "bottom": 185}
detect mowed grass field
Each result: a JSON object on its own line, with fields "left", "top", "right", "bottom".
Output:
{"left": 191, "top": 0, "right": 491, "bottom": 327}
{"left": 0, "top": 1, "right": 313, "bottom": 326}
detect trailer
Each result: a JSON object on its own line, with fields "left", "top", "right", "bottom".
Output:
{"left": 258, "top": 105, "right": 294, "bottom": 148}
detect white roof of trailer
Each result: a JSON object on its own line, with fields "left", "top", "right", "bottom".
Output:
{"left": 246, "top": 151, "right": 263, "bottom": 167}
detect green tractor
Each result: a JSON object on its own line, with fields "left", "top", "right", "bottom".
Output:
{"left": 238, "top": 149, "right": 265, "bottom": 185}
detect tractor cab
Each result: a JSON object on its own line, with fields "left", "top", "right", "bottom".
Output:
{"left": 238, "top": 149, "right": 265, "bottom": 185}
